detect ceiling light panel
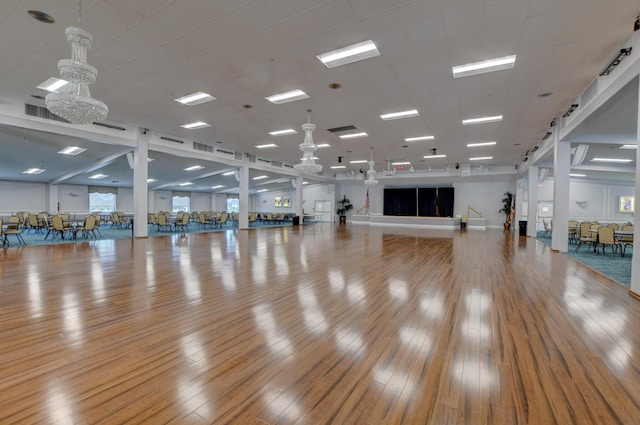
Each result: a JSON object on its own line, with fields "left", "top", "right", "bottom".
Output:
{"left": 392, "top": 161, "right": 411, "bottom": 165}
{"left": 331, "top": 165, "right": 346, "bottom": 169}
{"left": 174, "top": 91, "right": 216, "bottom": 106}
{"left": 591, "top": 158, "right": 633, "bottom": 163}
{"left": 570, "top": 173, "right": 586, "bottom": 177}
{"left": 268, "top": 129, "right": 297, "bottom": 136}
{"left": 184, "top": 165, "right": 204, "bottom": 171}
{"left": 405, "top": 136, "right": 434, "bottom": 142}
{"left": 181, "top": 121, "right": 210, "bottom": 129}
{"left": 37, "top": 77, "right": 68, "bottom": 93}
{"left": 222, "top": 171, "right": 236, "bottom": 176}
{"left": 253, "top": 175, "right": 269, "bottom": 180}
{"left": 257, "top": 189, "right": 268, "bottom": 193}
{"left": 22, "top": 168, "right": 46, "bottom": 174}
{"left": 339, "top": 132, "right": 368, "bottom": 139}
{"left": 467, "top": 141, "right": 497, "bottom": 147}
{"left": 619, "top": 145, "right": 637, "bottom": 149}
{"left": 349, "top": 160, "right": 368, "bottom": 164}
{"left": 147, "top": 178, "right": 157, "bottom": 183}
{"left": 463, "top": 115, "right": 502, "bottom": 125}
{"left": 317, "top": 143, "right": 331, "bottom": 148}
{"left": 469, "top": 156, "right": 493, "bottom": 161}
{"left": 255, "top": 143, "right": 279, "bottom": 149}
{"left": 179, "top": 182, "right": 194, "bottom": 186}
{"left": 380, "top": 109, "right": 419, "bottom": 120}
{"left": 265, "top": 89, "right": 309, "bottom": 104}
{"left": 423, "top": 154, "right": 446, "bottom": 159}
{"left": 317, "top": 40, "right": 380, "bottom": 68}
{"left": 211, "top": 185, "right": 224, "bottom": 189}
{"left": 88, "top": 173, "right": 108, "bottom": 179}
{"left": 58, "top": 146, "right": 86, "bottom": 155}
{"left": 452, "top": 55, "right": 517, "bottom": 78}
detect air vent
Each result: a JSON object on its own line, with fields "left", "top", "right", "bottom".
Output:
{"left": 193, "top": 141, "right": 214, "bottom": 153}
{"left": 214, "top": 148, "right": 234, "bottom": 157}
{"left": 257, "top": 158, "right": 271, "bottom": 164}
{"left": 93, "top": 121, "right": 126, "bottom": 131}
{"left": 234, "top": 152, "right": 243, "bottom": 160}
{"left": 248, "top": 154, "right": 256, "bottom": 163}
{"left": 25, "top": 103, "right": 69, "bottom": 123}
{"left": 271, "top": 161, "right": 282, "bottom": 168}
{"left": 327, "top": 125, "right": 357, "bottom": 133}
{"left": 160, "top": 136, "right": 185, "bottom": 144}
{"left": 283, "top": 164, "right": 294, "bottom": 169}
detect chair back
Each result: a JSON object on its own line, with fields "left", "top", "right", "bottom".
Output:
{"left": 85, "top": 215, "right": 96, "bottom": 230}
{"left": 598, "top": 226, "right": 614, "bottom": 244}
{"left": 52, "top": 215, "right": 65, "bottom": 231}
{"left": 607, "top": 223, "right": 619, "bottom": 231}
{"left": 181, "top": 213, "right": 190, "bottom": 225}
{"left": 461, "top": 215, "right": 468, "bottom": 224}
{"left": 219, "top": 212, "right": 228, "bottom": 224}
{"left": 28, "top": 214, "right": 38, "bottom": 227}
{"left": 7, "top": 216, "right": 19, "bottom": 229}
{"left": 580, "top": 222, "right": 594, "bottom": 241}
{"left": 157, "top": 214, "right": 168, "bottom": 226}
{"left": 620, "top": 225, "right": 634, "bottom": 242}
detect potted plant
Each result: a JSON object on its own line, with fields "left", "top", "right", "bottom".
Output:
{"left": 499, "top": 191, "right": 514, "bottom": 230}
{"left": 336, "top": 195, "right": 353, "bottom": 224}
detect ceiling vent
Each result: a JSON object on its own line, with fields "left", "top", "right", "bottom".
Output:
{"left": 92, "top": 121, "right": 126, "bottom": 131}
{"left": 257, "top": 158, "right": 271, "bottom": 164}
{"left": 248, "top": 154, "right": 256, "bottom": 163}
{"left": 234, "top": 152, "right": 243, "bottom": 160}
{"left": 327, "top": 125, "right": 357, "bottom": 133}
{"left": 160, "top": 136, "right": 185, "bottom": 144}
{"left": 271, "top": 161, "right": 282, "bottom": 168}
{"left": 283, "top": 164, "right": 294, "bottom": 169}
{"left": 25, "top": 103, "right": 69, "bottom": 123}
{"left": 193, "top": 141, "right": 214, "bottom": 153}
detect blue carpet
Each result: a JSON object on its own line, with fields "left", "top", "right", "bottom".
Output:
{"left": 536, "top": 232, "right": 632, "bottom": 287}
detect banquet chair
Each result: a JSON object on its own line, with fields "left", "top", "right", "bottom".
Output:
{"left": 76, "top": 215, "right": 97, "bottom": 239}
{"left": 542, "top": 219, "right": 552, "bottom": 237}
{"left": 620, "top": 225, "right": 634, "bottom": 257}
{"left": 575, "top": 222, "right": 597, "bottom": 252}
{"left": 4, "top": 216, "right": 26, "bottom": 246}
{"left": 597, "top": 226, "right": 620, "bottom": 255}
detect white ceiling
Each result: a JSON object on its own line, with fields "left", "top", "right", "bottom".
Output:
{"left": 0, "top": 0, "right": 638, "bottom": 191}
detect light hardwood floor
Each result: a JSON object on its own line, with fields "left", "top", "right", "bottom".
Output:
{"left": 0, "top": 225, "right": 639, "bottom": 424}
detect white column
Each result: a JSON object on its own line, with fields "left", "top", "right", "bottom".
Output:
{"left": 631, "top": 87, "right": 640, "bottom": 295}
{"left": 239, "top": 163, "right": 249, "bottom": 229}
{"left": 296, "top": 176, "right": 303, "bottom": 220}
{"left": 515, "top": 178, "right": 525, "bottom": 226}
{"left": 133, "top": 128, "right": 149, "bottom": 238}
{"left": 552, "top": 134, "right": 570, "bottom": 252}
{"left": 48, "top": 183, "right": 59, "bottom": 214}
{"left": 527, "top": 165, "right": 538, "bottom": 237}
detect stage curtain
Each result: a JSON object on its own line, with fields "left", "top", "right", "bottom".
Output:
{"left": 383, "top": 188, "right": 417, "bottom": 216}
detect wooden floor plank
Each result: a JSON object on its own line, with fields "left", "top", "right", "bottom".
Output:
{"left": 0, "top": 226, "right": 639, "bottom": 424}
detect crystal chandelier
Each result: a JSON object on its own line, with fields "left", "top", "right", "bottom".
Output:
{"left": 46, "top": 0, "right": 108, "bottom": 124}
{"left": 294, "top": 112, "right": 322, "bottom": 175}
{"left": 364, "top": 147, "right": 378, "bottom": 185}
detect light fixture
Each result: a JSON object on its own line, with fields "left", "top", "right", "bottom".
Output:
{"left": 317, "top": 143, "right": 331, "bottom": 148}
{"left": 466, "top": 141, "right": 496, "bottom": 148}
{"left": 423, "top": 154, "right": 446, "bottom": 159}
{"left": 302, "top": 181, "right": 309, "bottom": 185}
{"left": 591, "top": 158, "right": 633, "bottom": 163}
{"left": 452, "top": 55, "right": 517, "bottom": 78}
{"left": 22, "top": 168, "right": 46, "bottom": 175}
{"left": 184, "top": 165, "right": 204, "bottom": 171}
{"left": 222, "top": 171, "right": 236, "bottom": 176}
{"left": 571, "top": 144, "right": 589, "bottom": 167}
{"left": 570, "top": 173, "right": 586, "bottom": 177}
{"left": 542, "top": 132, "right": 552, "bottom": 141}
{"left": 331, "top": 165, "right": 346, "bottom": 169}
{"left": 58, "top": 146, "right": 86, "bottom": 155}
{"left": 316, "top": 40, "right": 380, "bottom": 68}
{"left": 469, "top": 156, "right": 493, "bottom": 161}
{"left": 37, "top": 77, "right": 69, "bottom": 93}
{"left": 349, "top": 160, "right": 368, "bottom": 164}
{"left": 88, "top": 173, "right": 108, "bottom": 179}
{"left": 257, "top": 189, "right": 268, "bottom": 193}
{"left": 45, "top": 0, "right": 108, "bottom": 124}
{"left": 211, "top": 185, "right": 224, "bottom": 189}
{"left": 364, "top": 147, "right": 378, "bottom": 186}
{"left": 294, "top": 111, "right": 323, "bottom": 175}
{"left": 462, "top": 115, "right": 502, "bottom": 125}
{"left": 562, "top": 104, "right": 579, "bottom": 118}
{"left": 265, "top": 89, "right": 309, "bottom": 104}
{"left": 174, "top": 91, "right": 216, "bottom": 106}
{"left": 181, "top": 121, "right": 210, "bottom": 129}
{"left": 268, "top": 129, "right": 297, "bottom": 136}
{"left": 391, "top": 161, "right": 411, "bottom": 165}
{"left": 380, "top": 109, "right": 419, "bottom": 120}
{"left": 405, "top": 135, "right": 434, "bottom": 142}
{"left": 255, "top": 143, "right": 279, "bottom": 149}
{"left": 253, "top": 175, "right": 269, "bottom": 180}
{"left": 178, "top": 182, "right": 194, "bottom": 186}
{"left": 339, "top": 132, "right": 368, "bottom": 139}
{"left": 619, "top": 144, "right": 637, "bottom": 149}
{"left": 599, "top": 48, "right": 633, "bottom": 76}
{"left": 146, "top": 178, "right": 157, "bottom": 183}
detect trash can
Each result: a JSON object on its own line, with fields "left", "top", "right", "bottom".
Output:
{"left": 518, "top": 220, "right": 527, "bottom": 236}
{"left": 292, "top": 216, "right": 300, "bottom": 226}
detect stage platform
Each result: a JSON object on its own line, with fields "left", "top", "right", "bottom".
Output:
{"left": 351, "top": 214, "right": 487, "bottom": 230}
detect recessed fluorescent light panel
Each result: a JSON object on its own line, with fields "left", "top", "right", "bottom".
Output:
{"left": 405, "top": 136, "right": 434, "bottom": 142}
{"left": 569, "top": 173, "right": 586, "bottom": 177}
{"left": 181, "top": 121, "right": 210, "bottom": 130}
{"left": 257, "top": 189, "right": 268, "bottom": 193}
{"left": 392, "top": 161, "right": 411, "bottom": 165}
{"left": 179, "top": 182, "right": 194, "bottom": 186}
{"left": 211, "top": 185, "right": 224, "bottom": 189}
{"left": 591, "top": 158, "right": 633, "bottom": 163}
{"left": 184, "top": 165, "right": 204, "bottom": 171}
{"left": 222, "top": 171, "right": 236, "bottom": 176}
{"left": 331, "top": 165, "right": 346, "bottom": 169}
{"left": 463, "top": 115, "right": 502, "bottom": 125}
{"left": 467, "top": 141, "right": 497, "bottom": 147}
{"left": 37, "top": 77, "right": 68, "bottom": 93}
{"left": 317, "top": 40, "right": 380, "bottom": 68}
{"left": 619, "top": 144, "right": 637, "bottom": 149}
{"left": 452, "top": 55, "right": 517, "bottom": 78}
{"left": 58, "top": 146, "right": 86, "bottom": 155}
{"left": 265, "top": 89, "right": 309, "bottom": 104}
{"left": 339, "top": 132, "right": 368, "bottom": 140}
{"left": 174, "top": 91, "right": 216, "bottom": 106}
{"left": 268, "top": 129, "right": 297, "bottom": 136}
{"left": 349, "top": 160, "right": 368, "bottom": 164}
{"left": 88, "top": 173, "right": 108, "bottom": 179}
{"left": 380, "top": 109, "right": 419, "bottom": 120}
{"left": 22, "top": 168, "right": 46, "bottom": 175}
{"left": 147, "top": 178, "right": 157, "bottom": 183}
{"left": 255, "top": 143, "right": 279, "bottom": 149}
{"left": 469, "top": 156, "right": 493, "bottom": 161}
{"left": 317, "top": 143, "right": 331, "bottom": 148}
{"left": 423, "top": 154, "right": 446, "bottom": 159}
{"left": 302, "top": 181, "right": 309, "bottom": 185}
{"left": 253, "top": 175, "right": 269, "bottom": 180}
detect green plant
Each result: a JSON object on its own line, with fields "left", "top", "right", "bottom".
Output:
{"left": 499, "top": 191, "right": 514, "bottom": 223}
{"left": 336, "top": 195, "right": 353, "bottom": 216}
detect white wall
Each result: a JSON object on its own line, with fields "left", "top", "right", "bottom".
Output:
{"left": 59, "top": 184, "right": 89, "bottom": 215}
{"left": 302, "top": 183, "right": 335, "bottom": 222}
{"left": 191, "top": 192, "right": 211, "bottom": 212}
{"left": 117, "top": 188, "right": 133, "bottom": 213}
{"left": 153, "top": 190, "right": 172, "bottom": 212}
{"left": 253, "top": 189, "right": 297, "bottom": 213}
{"left": 0, "top": 180, "right": 46, "bottom": 215}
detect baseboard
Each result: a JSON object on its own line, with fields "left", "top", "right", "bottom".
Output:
{"left": 629, "top": 290, "right": 640, "bottom": 302}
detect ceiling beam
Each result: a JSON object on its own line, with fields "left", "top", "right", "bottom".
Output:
{"left": 50, "top": 148, "right": 133, "bottom": 184}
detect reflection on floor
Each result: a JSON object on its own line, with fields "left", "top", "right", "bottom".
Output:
{"left": 3, "top": 220, "right": 296, "bottom": 248}
{"left": 536, "top": 232, "right": 632, "bottom": 287}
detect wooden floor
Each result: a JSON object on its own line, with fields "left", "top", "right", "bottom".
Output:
{"left": 0, "top": 225, "right": 639, "bottom": 424}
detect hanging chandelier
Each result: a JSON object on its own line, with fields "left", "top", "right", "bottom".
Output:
{"left": 364, "top": 147, "right": 378, "bottom": 185}
{"left": 294, "top": 111, "right": 322, "bottom": 175}
{"left": 46, "top": 0, "right": 108, "bottom": 124}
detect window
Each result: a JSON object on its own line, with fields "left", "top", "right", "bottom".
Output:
{"left": 89, "top": 192, "right": 116, "bottom": 212}
{"left": 227, "top": 196, "right": 239, "bottom": 213}
{"left": 172, "top": 196, "right": 190, "bottom": 213}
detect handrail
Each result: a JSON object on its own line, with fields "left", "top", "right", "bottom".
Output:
{"left": 357, "top": 205, "right": 369, "bottom": 215}
{"left": 467, "top": 205, "right": 483, "bottom": 218}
